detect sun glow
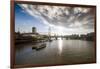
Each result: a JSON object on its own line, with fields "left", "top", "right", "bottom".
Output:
{"left": 58, "top": 37, "right": 63, "bottom": 55}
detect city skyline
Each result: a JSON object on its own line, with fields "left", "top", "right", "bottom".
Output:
{"left": 15, "top": 3, "right": 95, "bottom": 35}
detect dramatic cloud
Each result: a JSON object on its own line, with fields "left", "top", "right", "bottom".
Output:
{"left": 18, "top": 4, "right": 95, "bottom": 34}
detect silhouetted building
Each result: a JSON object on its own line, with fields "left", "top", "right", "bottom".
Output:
{"left": 32, "top": 27, "right": 36, "bottom": 33}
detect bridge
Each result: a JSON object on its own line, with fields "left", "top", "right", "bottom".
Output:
{"left": 49, "top": 35, "right": 67, "bottom": 40}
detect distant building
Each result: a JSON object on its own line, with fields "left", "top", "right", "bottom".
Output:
{"left": 32, "top": 27, "right": 36, "bottom": 33}
{"left": 21, "top": 27, "right": 39, "bottom": 37}
{"left": 15, "top": 27, "right": 43, "bottom": 40}
{"left": 21, "top": 33, "right": 39, "bottom": 37}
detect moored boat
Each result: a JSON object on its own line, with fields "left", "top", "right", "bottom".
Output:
{"left": 32, "top": 43, "right": 46, "bottom": 50}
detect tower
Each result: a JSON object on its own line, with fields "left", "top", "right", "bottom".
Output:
{"left": 32, "top": 27, "right": 36, "bottom": 33}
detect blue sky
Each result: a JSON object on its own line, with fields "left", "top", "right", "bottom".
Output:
{"left": 15, "top": 3, "right": 49, "bottom": 34}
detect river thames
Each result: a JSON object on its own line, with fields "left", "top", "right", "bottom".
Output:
{"left": 15, "top": 38, "right": 95, "bottom": 66}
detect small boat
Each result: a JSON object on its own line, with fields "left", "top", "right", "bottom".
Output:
{"left": 32, "top": 43, "right": 46, "bottom": 50}
{"left": 36, "top": 44, "right": 46, "bottom": 50}
{"left": 48, "top": 39, "right": 52, "bottom": 42}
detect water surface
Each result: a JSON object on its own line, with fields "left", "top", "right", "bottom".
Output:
{"left": 15, "top": 39, "right": 95, "bottom": 65}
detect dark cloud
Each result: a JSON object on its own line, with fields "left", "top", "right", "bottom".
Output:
{"left": 19, "top": 4, "right": 95, "bottom": 32}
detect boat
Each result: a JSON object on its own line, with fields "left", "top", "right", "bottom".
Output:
{"left": 32, "top": 43, "right": 46, "bottom": 50}
{"left": 48, "top": 39, "right": 52, "bottom": 42}
{"left": 36, "top": 44, "right": 46, "bottom": 50}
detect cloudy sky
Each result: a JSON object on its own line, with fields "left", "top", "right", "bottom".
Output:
{"left": 15, "top": 3, "right": 95, "bottom": 35}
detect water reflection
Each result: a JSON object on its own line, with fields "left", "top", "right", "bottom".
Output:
{"left": 15, "top": 39, "right": 95, "bottom": 65}
{"left": 58, "top": 38, "right": 63, "bottom": 55}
